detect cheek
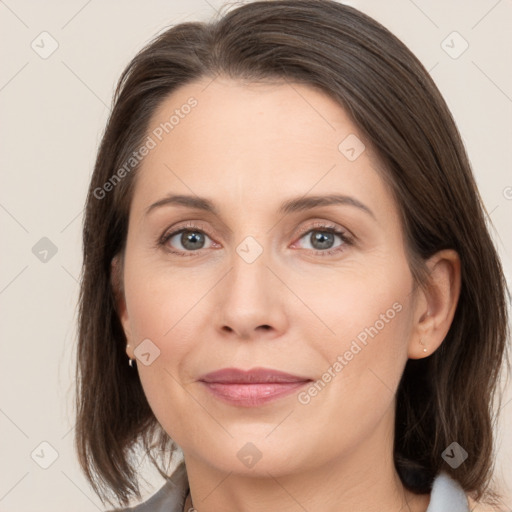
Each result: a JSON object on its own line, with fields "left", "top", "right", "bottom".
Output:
{"left": 121, "top": 251, "right": 220, "bottom": 355}
{"left": 296, "top": 281, "right": 412, "bottom": 450}
{"left": 122, "top": 268, "right": 200, "bottom": 437}
{"left": 123, "top": 255, "right": 200, "bottom": 345}
{"left": 306, "top": 268, "right": 412, "bottom": 397}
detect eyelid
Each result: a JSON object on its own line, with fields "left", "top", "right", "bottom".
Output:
{"left": 294, "top": 220, "right": 351, "bottom": 239}
{"left": 159, "top": 220, "right": 213, "bottom": 244}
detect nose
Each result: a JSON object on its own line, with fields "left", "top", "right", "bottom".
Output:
{"left": 214, "top": 244, "right": 289, "bottom": 340}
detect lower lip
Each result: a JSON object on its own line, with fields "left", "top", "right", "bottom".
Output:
{"left": 200, "top": 381, "right": 310, "bottom": 407}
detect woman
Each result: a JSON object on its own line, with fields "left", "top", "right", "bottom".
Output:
{"left": 75, "top": 1, "right": 509, "bottom": 511}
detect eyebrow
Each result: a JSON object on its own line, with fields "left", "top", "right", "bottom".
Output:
{"left": 145, "top": 193, "right": 375, "bottom": 219}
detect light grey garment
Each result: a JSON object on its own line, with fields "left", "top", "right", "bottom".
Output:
{"left": 108, "top": 462, "right": 470, "bottom": 512}
{"left": 106, "top": 461, "right": 189, "bottom": 512}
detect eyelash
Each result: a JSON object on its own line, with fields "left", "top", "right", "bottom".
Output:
{"left": 157, "top": 222, "right": 354, "bottom": 258}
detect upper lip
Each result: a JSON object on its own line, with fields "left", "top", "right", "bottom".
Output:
{"left": 199, "top": 367, "right": 312, "bottom": 384}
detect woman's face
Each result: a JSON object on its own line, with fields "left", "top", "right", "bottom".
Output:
{"left": 118, "top": 77, "right": 421, "bottom": 476}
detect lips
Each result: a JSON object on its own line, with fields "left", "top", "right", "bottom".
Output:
{"left": 198, "top": 367, "right": 313, "bottom": 407}
{"left": 199, "top": 367, "right": 311, "bottom": 384}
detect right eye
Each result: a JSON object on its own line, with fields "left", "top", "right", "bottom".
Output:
{"left": 159, "top": 225, "right": 217, "bottom": 256}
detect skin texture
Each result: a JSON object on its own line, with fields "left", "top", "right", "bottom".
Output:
{"left": 116, "top": 77, "right": 461, "bottom": 512}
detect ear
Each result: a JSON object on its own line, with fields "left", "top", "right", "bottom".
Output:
{"left": 111, "top": 254, "right": 134, "bottom": 360}
{"left": 408, "top": 249, "right": 461, "bottom": 359}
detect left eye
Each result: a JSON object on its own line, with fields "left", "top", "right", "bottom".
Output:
{"left": 295, "top": 228, "right": 348, "bottom": 252}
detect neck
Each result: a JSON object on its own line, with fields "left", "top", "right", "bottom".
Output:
{"left": 181, "top": 411, "right": 430, "bottom": 512}
{"left": 182, "top": 464, "right": 429, "bottom": 512}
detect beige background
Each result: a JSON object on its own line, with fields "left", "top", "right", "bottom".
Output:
{"left": 0, "top": 0, "right": 511, "bottom": 510}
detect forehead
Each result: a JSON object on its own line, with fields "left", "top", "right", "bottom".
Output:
{"left": 147, "top": 76, "right": 359, "bottom": 155}
{"left": 130, "top": 77, "right": 397, "bottom": 223}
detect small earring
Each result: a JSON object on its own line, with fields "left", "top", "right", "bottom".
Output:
{"left": 420, "top": 338, "right": 427, "bottom": 353}
{"left": 127, "top": 344, "right": 135, "bottom": 367}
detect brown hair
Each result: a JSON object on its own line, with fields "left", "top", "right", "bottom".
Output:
{"left": 75, "top": 0, "right": 510, "bottom": 508}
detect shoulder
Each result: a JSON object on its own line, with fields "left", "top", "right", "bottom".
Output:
{"left": 428, "top": 471, "right": 470, "bottom": 511}
{"left": 429, "top": 472, "right": 500, "bottom": 512}
{"left": 105, "top": 461, "right": 189, "bottom": 512}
